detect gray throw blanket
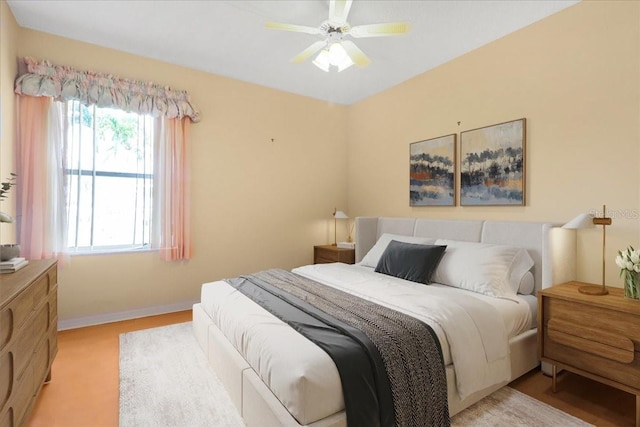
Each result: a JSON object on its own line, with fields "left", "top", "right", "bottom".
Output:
{"left": 230, "top": 269, "right": 450, "bottom": 427}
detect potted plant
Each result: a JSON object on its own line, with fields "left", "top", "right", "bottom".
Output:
{"left": 0, "top": 173, "right": 20, "bottom": 261}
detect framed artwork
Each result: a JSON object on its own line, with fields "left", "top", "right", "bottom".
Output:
{"left": 460, "top": 118, "right": 526, "bottom": 206}
{"left": 410, "top": 134, "right": 456, "bottom": 206}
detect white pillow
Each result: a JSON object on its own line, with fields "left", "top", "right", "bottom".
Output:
{"left": 432, "top": 239, "right": 534, "bottom": 298}
{"left": 518, "top": 271, "right": 535, "bottom": 295}
{"left": 359, "top": 233, "right": 437, "bottom": 268}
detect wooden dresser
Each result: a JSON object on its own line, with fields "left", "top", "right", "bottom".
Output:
{"left": 538, "top": 281, "right": 640, "bottom": 426}
{"left": 313, "top": 245, "right": 355, "bottom": 264}
{"left": 0, "top": 259, "right": 58, "bottom": 427}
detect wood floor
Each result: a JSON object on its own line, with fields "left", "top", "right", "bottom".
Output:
{"left": 27, "top": 311, "right": 192, "bottom": 427}
{"left": 26, "top": 310, "right": 634, "bottom": 427}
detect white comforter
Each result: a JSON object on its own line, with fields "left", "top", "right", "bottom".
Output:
{"left": 293, "top": 263, "right": 520, "bottom": 400}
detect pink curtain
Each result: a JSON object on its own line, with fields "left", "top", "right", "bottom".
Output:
{"left": 154, "top": 117, "right": 192, "bottom": 261}
{"left": 15, "top": 97, "right": 193, "bottom": 262}
{"left": 15, "top": 95, "right": 67, "bottom": 260}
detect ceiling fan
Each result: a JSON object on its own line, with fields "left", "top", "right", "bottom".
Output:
{"left": 265, "top": 0, "right": 409, "bottom": 72}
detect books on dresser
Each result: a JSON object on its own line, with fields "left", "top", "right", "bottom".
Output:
{"left": 0, "top": 257, "right": 29, "bottom": 273}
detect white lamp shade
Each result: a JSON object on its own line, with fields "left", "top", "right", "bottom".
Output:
{"left": 328, "top": 43, "right": 354, "bottom": 72}
{"left": 334, "top": 210, "right": 348, "bottom": 219}
{"left": 562, "top": 213, "right": 595, "bottom": 229}
{"left": 312, "top": 49, "right": 330, "bottom": 72}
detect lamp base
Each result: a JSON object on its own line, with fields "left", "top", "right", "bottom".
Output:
{"left": 578, "top": 284, "right": 609, "bottom": 296}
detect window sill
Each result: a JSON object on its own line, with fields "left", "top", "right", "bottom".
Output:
{"left": 67, "top": 247, "right": 157, "bottom": 257}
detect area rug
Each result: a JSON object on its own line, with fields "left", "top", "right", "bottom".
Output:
{"left": 119, "top": 322, "right": 244, "bottom": 427}
{"left": 119, "top": 322, "right": 592, "bottom": 427}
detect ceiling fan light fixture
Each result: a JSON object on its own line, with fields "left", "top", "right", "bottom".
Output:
{"left": 270, "top": 0, "right": 407, "bottom": 72}
{"left": 312, "top": 42, "right": 354, "bottom": 72}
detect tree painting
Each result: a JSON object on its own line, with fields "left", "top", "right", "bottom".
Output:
{"left": 410, "top": 134, "right": 456, "bottom": 206}
{"left": 460, "top": 119, "right": 525, "bottom": 206}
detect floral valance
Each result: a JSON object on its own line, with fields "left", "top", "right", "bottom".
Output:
{"left": 15, "top": 57, "right": 200, "bottom": 122}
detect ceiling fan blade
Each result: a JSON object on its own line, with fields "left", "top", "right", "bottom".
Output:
{"left": 265, "top": 22, "right": 322, "bottom": 35}
{"left": 341, "top": 40, "right": 371, "bottom": 67}
{"left": 329, "top": 0, "right": 353, "bottom": 25}
{"left": 291, "top": 40, "right": 327, "bottom": 63}
{"left": 349, "top": 22, "right": 409, "bottom": 38}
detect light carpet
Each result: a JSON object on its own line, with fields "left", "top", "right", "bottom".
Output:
{"left": 119, "top": 322, "right": 592, "bottom": 427}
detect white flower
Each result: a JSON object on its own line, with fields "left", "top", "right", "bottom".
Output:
{"left": 617, "top": 246, "right": 640, "bottom": 274}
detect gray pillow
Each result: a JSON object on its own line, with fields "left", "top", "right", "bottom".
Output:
{"left": 375, "top": 240, "right": 447, "bottom": 284}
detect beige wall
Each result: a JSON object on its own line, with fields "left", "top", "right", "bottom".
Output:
{"left": 3, "top": 0, "right": 639, "bottom": 322}
{"left": 0, "top": 0, "right": 18, "bottom": 243}
{"left": 348, "top": 1, "right": 640, "bottom": 287}
{"left": 12, "top": 23, "right": 348, "bottom": 321}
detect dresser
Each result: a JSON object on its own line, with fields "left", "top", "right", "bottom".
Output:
{"left": 313, "top": 245, "right": 355, "bottom": 264}
{"left": 0, "top": 259, "right": 58, "bottom": 427}
{"left": 538, "top": 281, "right": 640, "bottom": 426}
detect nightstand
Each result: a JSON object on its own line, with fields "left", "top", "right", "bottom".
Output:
{"left": 313, "top": 245, "right": 355, "bottom": 264}
{"left": 538, "top": 281, "right": 640, "bottom": 426}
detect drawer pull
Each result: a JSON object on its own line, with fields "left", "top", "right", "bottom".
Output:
{"left": 548, "top": 318, "right": 634, "bottom": 363}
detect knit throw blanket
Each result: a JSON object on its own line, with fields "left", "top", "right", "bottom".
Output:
{"left": 226, "top": 269, "right": 450, "bottom": 427}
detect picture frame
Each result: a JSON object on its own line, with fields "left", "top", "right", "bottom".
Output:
{"left": 410, "top": 134, "right": 456, "bottom": 206}
{"left": 460, "top": 118, "right": 526, "bottom": 206}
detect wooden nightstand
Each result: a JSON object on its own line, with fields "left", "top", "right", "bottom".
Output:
{"left": 538, "top": 282, "right": 640, "bottom": 426}
{"left": 313, "top": 245, "right": 355, "bottom": 265}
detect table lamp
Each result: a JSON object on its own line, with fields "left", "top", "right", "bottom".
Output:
{"left": 563, "top": 204, "right": 612, "bottom": 295}
{"left": 332, "top": 208, "right": 348, "bottom": 246}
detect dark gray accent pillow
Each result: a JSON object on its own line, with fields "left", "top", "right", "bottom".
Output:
{"left": 375, "top": 240, "right": 447, "bottom": 284}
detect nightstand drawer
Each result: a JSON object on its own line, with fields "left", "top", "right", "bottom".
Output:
{"left": 315, "top": 247, "right": 341, "bottom": 263}
{"left": 313, "top": 245, "right": 355, "bottom": 264}
{"left": 543, "top": 337, "right": 640, "bottom": 390}
{"left": 541, "top": 294, "right": 640, "bottom": 390}
{"left": 547, "top": 318, "right": 634, "bottom": 363}
{"left": 543, "top": 297, "right": 640, "bottom": 343}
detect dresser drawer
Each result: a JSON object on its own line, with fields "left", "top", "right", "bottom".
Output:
{"left": 14, "top": 326, "right": 35, "bottom": 380}
{"left": 32, "top": 275, "right": 50, "bottom": 311}
{"left": 48, "top": 268, "right": 57, "bottom": 290}
{"left": 32, "top": 336, "right": 51, "bottom": 396}
{"left": 11, "top": 286, "right": 35, "bottom": 332}
{"left": 49, "top": 290, "right": 58, "bottom": 325}
{"left": 0, "top": 351, "right": 13, "bottom": 411}
{"left": 33, "top": 303, "right": 51, "bottom": 345}
{"left": 0, "top": 309, "right": 12, "bottom": 352}
{"left": 0, "top": 260, "right": 58, "bottom": 427}
{"left": 49, "top": 321, "right": 58, "bottom": 374}
{"left": 0, "top": 406, "right": 13, "bottom": 427}
{"left": 11, "top": 362, "right": 33, "bottom": 426}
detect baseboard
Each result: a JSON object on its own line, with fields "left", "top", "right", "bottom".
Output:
{"left": 57, "top": 299, "right": 198, "bottom": 331}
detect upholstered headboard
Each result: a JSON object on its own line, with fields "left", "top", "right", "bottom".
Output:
{"left": 355, "top": 217, "right": 576, "bottom": 293}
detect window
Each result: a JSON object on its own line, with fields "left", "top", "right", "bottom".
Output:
{"left": 65, "top": 101, "right": 154, "bottom": 253}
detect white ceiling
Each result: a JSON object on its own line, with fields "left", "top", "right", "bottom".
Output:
{"left": 7, "top": 0, "right": 579, "bottom": 105}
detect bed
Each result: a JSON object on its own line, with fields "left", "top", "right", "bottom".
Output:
{"left": 192, "top": 217, "right": 577, "bottom": 426}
